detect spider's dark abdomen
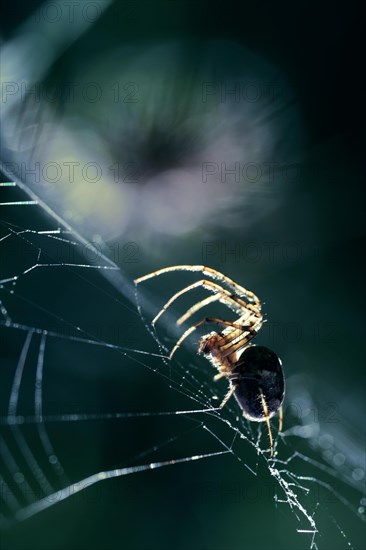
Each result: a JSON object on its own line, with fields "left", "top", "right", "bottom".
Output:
{"left": 232, "top": 346, "right": 285, "bottom": 421}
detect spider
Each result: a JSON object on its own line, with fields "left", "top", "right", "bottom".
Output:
{"left": 134, "top": 265, "right": 285, "bottom": 456}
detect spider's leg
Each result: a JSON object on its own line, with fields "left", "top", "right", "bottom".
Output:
{"left": 216, "top": 316, "right": 263, "bottom": 359}
{"left": 218, "top": 326, "right": 247, "bottom": 350}
{"left": 177, "top": 284, "right": 249, "bottom": 326}
{"left": 202, "top": 265, "right": 262, "bottom": 311}
{"left": 213, "top": 372, "right": 226, "bottom": 381}
{"left": 260, "top": 391, "right": 274, "bottom": 457}
{"left": 221, "top": 328, "right": 263, "bottom": 360}
{"left": 134, "top": 266, "right": 181, "bottom": 284}
{"left": 177, "top": 293, "right": 225, "bottom": 325}
{"left": 152, "top": 280, "right": 238, "bottom": 325}
{"left": 169, "top": 317, "right": 243, "bottom": 360}
{"left": 218, "top": 383, "right": 237, "bottom": 409}
{"left": 223, "top": 334, "right": 257, "bottom": 361}
{"left": 134, "top": 265, "right": 262, "bottom": 312}
{"left": 278, "top": 405, "right": 283, "bottom": 433}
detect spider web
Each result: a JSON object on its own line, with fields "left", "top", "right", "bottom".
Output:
{"left": 0, "top": 181, "right": 365, "bottom": 550}
{"left": 1, "top": 2, "right": 365, "bottom": 547}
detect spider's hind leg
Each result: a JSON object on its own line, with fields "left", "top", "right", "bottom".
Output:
{"left": 260, "top": 391, "right": 274, "bottom": 457}
{"left": 278, "top": 405, "right": 283, "bottom": 433}
{"left": 218, "top": 384, "right": 237, "bottom": 409}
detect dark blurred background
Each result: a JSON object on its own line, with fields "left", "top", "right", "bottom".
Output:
{"left": 0, "top": 1, "right": 364, "bottom": 549}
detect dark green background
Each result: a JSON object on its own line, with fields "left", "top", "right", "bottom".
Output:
{"left": 1, "top": 1, "right": 364, "bottom": 550}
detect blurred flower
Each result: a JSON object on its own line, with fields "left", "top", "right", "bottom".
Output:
{"left": 1, "top": 2, "right": 304, "bottom": 255}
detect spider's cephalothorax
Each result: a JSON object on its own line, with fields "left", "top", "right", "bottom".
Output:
{"left": 135, "top": 265, "right": 285, "bottom": 456}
